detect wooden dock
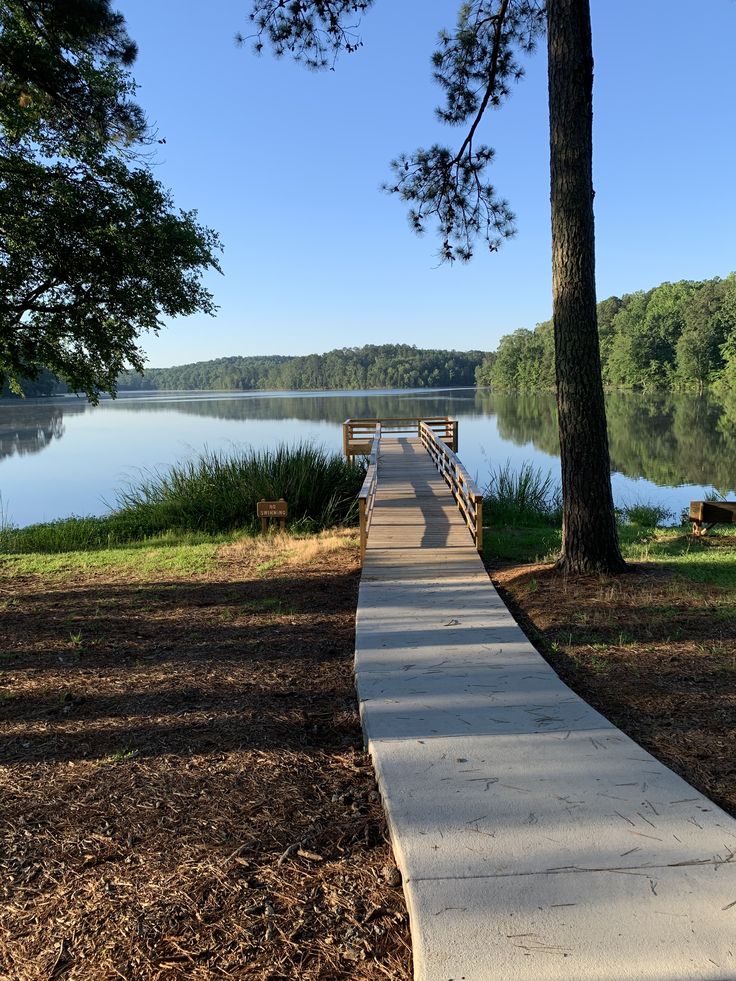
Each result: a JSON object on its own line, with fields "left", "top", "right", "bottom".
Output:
{"left": 369, "top": 438, "right": 476, "bottom": 552}
{"left": 344, "top": 417, "right": 483, "bottom": 564}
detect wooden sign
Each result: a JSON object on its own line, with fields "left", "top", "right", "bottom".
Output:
{"left": 257, "top": 499, "right": 288, "bottom": 518}
{"left": 257, "top": 499, "right": 287, "bottom": 533}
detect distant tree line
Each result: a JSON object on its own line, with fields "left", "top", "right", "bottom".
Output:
{"left": 476, "top": 273, "right": 736, "bottom": 394}
{"left": 1, "top": 368, "right": 67, "bottom": 399}
{"left": 117, "top": 344, "right": 485, "bottom": 392}
{"left": 7, "top": 274, "right": 736, "bottom": 399}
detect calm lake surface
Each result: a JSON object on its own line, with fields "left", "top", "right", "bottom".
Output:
{"left": 1, "top": 387, "right": 734, "bottom": 527}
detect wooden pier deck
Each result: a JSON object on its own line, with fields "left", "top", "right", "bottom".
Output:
{"left": 368, "top": 438, "right": 476, "bottom": 553}
{"left": 345, "top": 418, "right": 736, "bottom": 981}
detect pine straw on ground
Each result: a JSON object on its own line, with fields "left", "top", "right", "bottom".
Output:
{"left": 489, "top": 554, "right": 736, "bottom": 818}
{"left": 0, "top": 532, "right": 411, "bottom": 980}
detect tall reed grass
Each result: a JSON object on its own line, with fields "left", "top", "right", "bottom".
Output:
{"left": 0, "top": 444, "right": 365, "bottom": 553}
{"left": 483, "top": 460, "right": 562, "bottom": 526}
{"left": 114, "top": 443, "right": 364, "bottom": 534}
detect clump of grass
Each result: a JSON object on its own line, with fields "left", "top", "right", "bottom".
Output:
{"left": 116, "top": 443, "right": 364, "bottom": 535}
{"left": 619, "top": 500, "right": 675, "bottom": 528}
{"left": 484, "top": 460, "right": 561, "bottom": 527}
{"left": 0, "top": 444, "right": 365, "bottom": 554}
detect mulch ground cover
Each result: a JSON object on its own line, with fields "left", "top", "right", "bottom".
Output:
{"left": 0, "top": 538, "right": 411, "bottom": 979}
{"left": 489, "top": 549, "right": 736, "bottom": 819}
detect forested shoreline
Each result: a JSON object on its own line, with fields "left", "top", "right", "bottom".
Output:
{"left": 476, "top": 273, "right": 736, "bottom": 395}
{"left": 1, "top": 368, "right": 68, "bottom": 399}
{"left": 4, "top": 274, "right": 736, "bottom": 399}
{"left": 116, "top": 344, "right": 485, "bottom": 392}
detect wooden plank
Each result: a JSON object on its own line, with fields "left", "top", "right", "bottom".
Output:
{"left": 690, "top": 500, "right": 736, "bottom": 524}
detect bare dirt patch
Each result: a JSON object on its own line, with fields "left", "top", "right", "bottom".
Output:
{"left": 490, "top": 559, "right": 736, "bottom": 818}
{"left": 0, "top": 534, "right": 411, "bottom": 979}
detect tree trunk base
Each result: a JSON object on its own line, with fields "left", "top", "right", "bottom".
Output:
{"left": 554, "top": 552, "right": 629, "bottom": 577}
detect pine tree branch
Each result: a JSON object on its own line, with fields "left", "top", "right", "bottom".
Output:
{"left": 453, "top": 0, "right": 511, "bottom": 166}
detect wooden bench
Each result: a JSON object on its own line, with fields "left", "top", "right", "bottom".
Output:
{"left": 689, "top": 500, "right": 736, "bottom": 536}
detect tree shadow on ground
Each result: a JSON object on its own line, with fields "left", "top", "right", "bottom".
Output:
{"left": 1, "top": 567, "right": 363, "bottom": 763}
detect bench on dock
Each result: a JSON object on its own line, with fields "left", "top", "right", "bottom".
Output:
{"left": 689, "top": 500, "right": 736, "bottom": 535}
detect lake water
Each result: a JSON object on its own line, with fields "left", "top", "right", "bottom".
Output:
{"left": 1, "top": 387, "right": 734, "bottom": 527}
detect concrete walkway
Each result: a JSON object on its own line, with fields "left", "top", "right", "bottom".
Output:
{"left": 356, "top": 438, "right": 736, "bottom": 980}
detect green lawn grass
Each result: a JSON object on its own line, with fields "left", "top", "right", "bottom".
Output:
{"left": 486, "top": 523, "right": 736, "bottom": 588}
{"left": 0, "top": 530, "right": 234, "bottom": 578}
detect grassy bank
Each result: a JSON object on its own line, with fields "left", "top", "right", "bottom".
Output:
{"left": 486, "top": 522, "right": 736, "bottom": 587}
{"left": 0, "top": 444, "right": 365, "bottom": 554}
{"left": 481, "top": 458, "right": 736, "bottom": 586}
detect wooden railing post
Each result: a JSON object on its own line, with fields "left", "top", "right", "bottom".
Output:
{"left": 475, "top": 496, "right": 484, "bottom": 553}
{"left": 359, "top": 497, "right": 367, "bottom": 562}
{"left": 452, "top": 419, "right": 459, "bottom": 453}
{"left": 355, "top": 423, "right": 381, "bottom": 566}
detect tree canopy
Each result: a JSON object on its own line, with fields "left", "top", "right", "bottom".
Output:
{"left": 246, "top": 0, "right": 545, "bottom": 262}
{"left": 0, "top": 0, "right": 221, "bottom": 400}
{"left": 477, "top": 273, "right": 736, "bottom": 394}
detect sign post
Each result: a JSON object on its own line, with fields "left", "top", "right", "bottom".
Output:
{"left": 257, "top": 499, "right": 288, "bottom": 534}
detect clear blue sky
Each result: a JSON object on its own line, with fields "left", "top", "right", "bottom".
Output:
{"left": 120, "top": 0, "right": 736, "bottom": 368}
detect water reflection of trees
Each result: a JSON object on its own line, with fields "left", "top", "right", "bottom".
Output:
{"left": 2, "top": 389, "right": 734, "bottom": 493}
{"left": 492, "top": 391, "right": 736, "bottom": 493}
{"left": 0, "top": 403, "right": 79, "bottom": 459}
{"left": 139, "top": 388, "right": 735, "bottom": 491}
{"left": 111, "top": 389, "right": 485, "bottom": 424}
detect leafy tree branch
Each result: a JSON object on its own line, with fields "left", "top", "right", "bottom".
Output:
{"left": 0, "top": 0, "right": 222, "bottom": 400}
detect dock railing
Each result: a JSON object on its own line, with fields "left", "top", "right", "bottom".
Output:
{"left": 419, "top": 421, "right": 484, "bottom": 552}
{"left": 357, "top": 424, "right": 380, "bottom": 563}
{"left": 343, "top": 416, "right": 457, "bottom": 460}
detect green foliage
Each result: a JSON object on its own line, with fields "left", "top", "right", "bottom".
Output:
{"left": 485, "top": 273, "right": 736, "bottom": 394}
{"left": 474, "top": 351, "right": 495, "bottom": 387}
{"left": 619, "top": 501, "right": 675, "bottom": 528}
{"left": 1, "top": 367, "right": 66, "bottom": 398}
{"left": 0, "top": 444, "right": 365, "bottom": 552}
{"left": 0, "top": 0, "right": 221, "bottom": 400}
{"left": 118, "top": 344, "right": 486, "bottom": 392}
{"left": 115, "top": 444, "right": 364, "bottom": 535}
{"left": 713, "top": 286, "right": 736, "bottom": 397}
{"left": 487, "top": 521, "right": 736, "bottom": 588}
{"left": 483, "top": 460, "right": 561, "bottom": 526}
{"left": 0, "top": 0, "right": 143, "bottom": 156}
{"left": 485, "top": 323, "right": 554, "bottom": 391}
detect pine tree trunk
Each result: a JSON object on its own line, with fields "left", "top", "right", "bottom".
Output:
{"left": 547, "top": 0, "right": 626, "bottom": 575}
